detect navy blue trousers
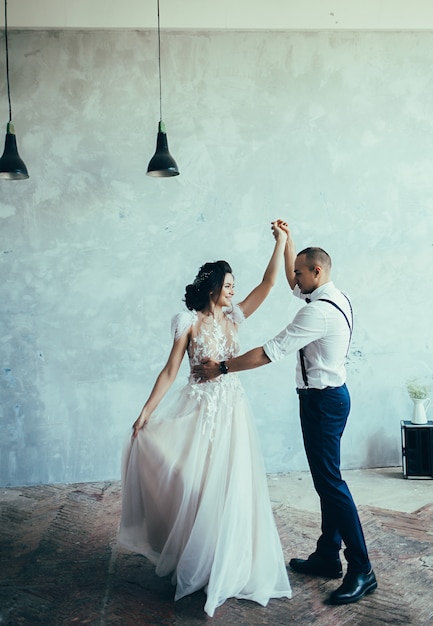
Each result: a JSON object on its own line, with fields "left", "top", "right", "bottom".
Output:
{"left": 298, "top": 384, "right": 371, "bottom": 574}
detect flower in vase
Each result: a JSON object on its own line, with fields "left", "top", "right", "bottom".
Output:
{"left": 406, "top": 378, "right": 432, "bottom": 400}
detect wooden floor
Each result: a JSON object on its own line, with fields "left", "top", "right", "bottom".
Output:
{"left": 1, "top": 480, "right": 433, "bottom": 625}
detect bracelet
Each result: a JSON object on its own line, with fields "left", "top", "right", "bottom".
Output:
{"left": 219, "top": 361, "right": 229, "bottom": 375}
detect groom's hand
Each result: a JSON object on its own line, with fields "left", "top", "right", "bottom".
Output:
{"left": 192, "top": 358, "right": 221, "bottom": 382}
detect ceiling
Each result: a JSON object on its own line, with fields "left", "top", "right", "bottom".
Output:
{"left": 5, "top": 0, "right": 433, "bottom": 30}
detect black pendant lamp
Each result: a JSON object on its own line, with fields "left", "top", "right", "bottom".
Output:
{"left": 0, "top": 0, "right": 28, "bottom": 180}
{"left": 146, "top": 0, "right": 179, "bottom": 177}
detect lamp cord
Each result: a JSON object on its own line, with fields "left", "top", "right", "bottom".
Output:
{"left": 157, "top": 0, "right": 163, "bottom": 122}
{"left": 4, "top": 0, "right": 12, "bottom": 123}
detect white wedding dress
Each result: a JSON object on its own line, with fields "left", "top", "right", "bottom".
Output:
{"left": 118, "top": 305, "right": 291, "bottom": 617}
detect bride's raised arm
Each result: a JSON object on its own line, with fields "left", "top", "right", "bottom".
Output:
{"left": 237, "top": 220, "right": 287, "bottom": 319}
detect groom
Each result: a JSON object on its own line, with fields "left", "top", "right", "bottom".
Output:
{"left": 192, "top": 221, "right": 377, "bottom": 606}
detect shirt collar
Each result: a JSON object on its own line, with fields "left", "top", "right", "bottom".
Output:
{"left": 306, "top": 281, "right": 334, "bottom": 303}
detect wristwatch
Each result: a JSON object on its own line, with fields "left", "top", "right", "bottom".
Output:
{"left": 219, "top": 361, "right": 229, "bottom": 375}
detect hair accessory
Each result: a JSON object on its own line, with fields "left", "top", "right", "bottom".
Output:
{"left": 193, "top": 271, "right": 212, "bottom": 289}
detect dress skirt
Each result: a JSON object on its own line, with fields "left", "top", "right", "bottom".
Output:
{"left": 118, "top": 374, "right": 291, "bottom": 617}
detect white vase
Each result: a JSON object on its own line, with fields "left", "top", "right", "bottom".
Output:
{"left": 411, "top": 397, "right": 431, "bottom": 424}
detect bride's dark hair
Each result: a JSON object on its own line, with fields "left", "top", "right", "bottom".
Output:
{"left": 184, "top": 260, "right": 233, "bottom": 312}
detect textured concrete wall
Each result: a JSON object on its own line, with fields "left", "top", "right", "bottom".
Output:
{"left": 0, "top": 30, "right": 432, "bottom": 486}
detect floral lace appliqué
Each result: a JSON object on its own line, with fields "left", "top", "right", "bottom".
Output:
{"left": 171, "top": 309, "right": 245, "bottom": 443}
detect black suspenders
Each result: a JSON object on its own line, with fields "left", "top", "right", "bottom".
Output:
{"left": 299, "top": 295, "right": 353, "bottom": 388}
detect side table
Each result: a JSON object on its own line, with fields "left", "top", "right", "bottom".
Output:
{"left": 401, "top": 420, "right": 433, "bottom": 479}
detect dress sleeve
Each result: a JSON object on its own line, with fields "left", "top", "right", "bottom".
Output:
{"left": 225, "top": 303, "right": 245, "bottom": 325}
{"left": 171, "top": 310, "right": 197, "bottom": 340}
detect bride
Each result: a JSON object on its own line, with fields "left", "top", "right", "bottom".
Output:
{"left": 118, "top": 221, "right": 292, "bottom": 617}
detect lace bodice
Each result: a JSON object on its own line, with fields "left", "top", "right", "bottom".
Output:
{"left": 171, "top": 304, "right": 244, "bottom": 367}
{"left": 170, "top": 305, "right": 245, "bottom": 441}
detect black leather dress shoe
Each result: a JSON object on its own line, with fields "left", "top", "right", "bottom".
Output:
{"left": 289, "top": 554, "right": 343, "bottom": 579}
{"left": 327, "top": 569, "right": 377, "bottom": 605}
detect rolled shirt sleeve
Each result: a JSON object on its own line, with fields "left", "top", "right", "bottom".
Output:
{"left": 263, "top": 306, "right": 326, "bottom": 362}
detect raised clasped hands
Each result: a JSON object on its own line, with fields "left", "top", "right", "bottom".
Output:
{"left": 272, "top": 219, "right": 289, "bottom": 240}
{"left": 192, "top": 358, "right": 220, "bottom": 383}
